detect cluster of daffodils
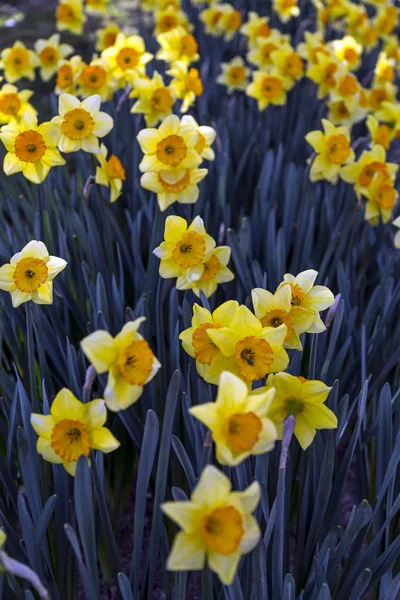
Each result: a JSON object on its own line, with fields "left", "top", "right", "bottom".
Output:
{"left": 137, "top": 114, "right": 216, "bottom": 211}
{"left": 153, "top": 215, "right": 234, "bottom": 298}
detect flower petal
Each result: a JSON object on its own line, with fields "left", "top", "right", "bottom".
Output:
{"left": 51, "top": 388, "right": 84, "bottom": 421}
{"left": 166, "top": 531, "right": 206, "bottom": 571}
{"left": 91, "top": 427, "right": 120, "bottom": 453}
{"left": 81, "top": 330, "right": 117, "bottom": 373}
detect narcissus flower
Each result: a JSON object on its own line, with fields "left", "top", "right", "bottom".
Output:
{"left": 217, "top": 56, "right": 249, "bottom": 94}
{"left": 154, "top": 6, "right": 191, "bottom": 36}
{"left": 374, "top": 52, "right": 396, "bottom": 85}
{"left": 190, "top": 371, "right": 277, "bottom": 466}
{"left": 340, "top": 144, "right": 398, "bottom": 200}
{"left": 0, "top": 41, "right": 39, "bottom": 84}
{"left": 200, "top": 5, "right": 225, "bottom": 36}
{"left": 55, "top": 55, "right": 85, "bottom": 95}
{"left": 246, "top": 68, "right": 292, "bottom": 111}
{"left": 52, "top": 93, "right": 113, "bottom": 153}
{"left": 362, "top": 173, "right": 398, "bottom": 225}
{"left": 0, "top": 112, "right": 65, "bottom": 184}
{"left": 270, "top": 47, "right": 304, "bottom": 88}
{"left": 369, "top": 85, "right": 397, "bottom": 113}
{"left": 95, "top": 23, "right": 120, "bottom": 52}
{"left": 0, "top": 240, "right": 67, "bottom": 308}
{"left": 102, "top": 33, "right": 153, "bottom": 85}
{"left": 297, "top": 31, "right": 328, "bottom": 64}
{"left": 130, "top": 71, "right": 175, "bottom": 127}
{"left": 306, "top": 54, "right": 342, "bottom": 99}
{"left": 141, "top": 167, "right": 208, "bottom": 211}
{"left": 218, "top": 4, "right": 242, "bottom": 41}
{"left": 393, "top": 216, "right": 400, "bottom": 248}
{"left": 167, "top": 62, "right": 204, "bottom": 113}
{"left": 265, "top": 372, "right": 337, "bottom": 450}
{"left": 34, "top": 34, "right": 73, "bottom": 82}
{"left": 95, "top": 144, "right": 126, "bottom": 202}
{"left": 240, "top": 12, "right": 271, "bottom": 47}
{"left": 0, "top": 84, "right": 36, "bottom": 124}
{"left": 181, "top": 115, "right": 216, "bottom": 161}
{"left": 56, "top": 0, "right": 86, "bottom": 36}
{"left": 180, "top": 246, "right": 234, "bottom": 299}
{"left": 246, "top": 33, "right": 289, "bottom": 70}
{"left": 156, "top": 26, "right": 199, "bottom": 66}
{"left": 31, "top": 389, "right": 120, "bottom": 476}
{"left": 162, "top": 465, "right": 261, "bottom": 585}
{"left": 77, "top": 57, "right": 117, "bottom": 102}
{"left": 366, "top": 115, "right": 392, "bottom": 150}
{"left": 81, "top": 319, "right": 161, "bottom": 411}
{"left": 331, "top": 36, "right": 362, "bottom": 71}
{"left": 305, "top": 119, "right": 354, "bottom": 184}
{"left": 85, "top": 0, "right": 110, "bottom": 14}
{"left": 277, "top": 270, "right": 334, "bottom": 333}
{"left": 273, "top": 0, "right": 300, "bottom": 23}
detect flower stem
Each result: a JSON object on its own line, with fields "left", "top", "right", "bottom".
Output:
{"left": 279, "top": 415, "right": 296, "bottom": 470}
{"left": 82, "top": 365, "right": 97, "bottom": 403}
{"left": 26, "top": 302, "right": 39, "bottom": 413}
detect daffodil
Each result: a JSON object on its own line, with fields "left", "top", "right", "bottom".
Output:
{"left": 180, "top": 301, "right": 239, "bottom": 380}
{"left": 265, "top": 373, "right": 337, "bottom": 450}
{"left": 340, "top": 144, "right": 398, "bottom": 200}
{"left": 190, "top": 371, "right": 277, "bottom": 466}
{"left": 218, "top": 4, "right": 242, "bottom": 41}
{"left": 177, "top": 247, "right": 234, "bottom": 298}
{"left": 368, "top": 84, "right": 397, "bottom": 113}
{"left": 102, "top": 33, "right": 153, "bottom": 85}
{"left": 81, "top": 319, "right": 161, "bottom": 411}
{"left": 273, "top": 0, "right": 300, "bottom": 23}
{"left": 95, "top": 144, "right": 126, "bottom": 202}
{"left": 156, "top": 26, "right": 199, "bottom": 66}
{"left": 246, "top": 68, "right": 291, "bottom": 111}
{"left": 330, "top": 35, "right": 362, "bottom": 71}
{"left": 366, "top": 115, "right": 392, "bottom": 150}
{"left": 374, "top": 52, "right": 396, "bottom": 86}
{"left": 327, "top": 98, "right": 366, "bottom": 128}
{"left": 246, "top": 33, "right": 289, "bottom": 70}
{"left": 167, "top": 62, "right": 203, "bottom": 113}
{"left": 393, "top": 216, "right": 400, "bottom": 248}
{"left": 252, "top": 285, "right": 315, "bottom": 351}
{"left": 297, "top": 31, "right": 328, "bottom": 64}
{"left": 277, "top": 269, "right": 335, "bottom": 334}
{"left": 95, "top": 23, "right": 120, "bottom": 52}
{"left": 55, "top": 55, "right": 85, "bottom": 95}
{"left": 141, "top": 166, "right": 208, "bottom": 211}
{"left": 153, "top": 215, "right": 215, "bottom": 281}
{"left": 362, "top": 172, "right": 398, "bottom": 225}
{"left": 180, "top": 115, "right": 216, "bottom": 161}
{"left": 56, "top": 0, "right": 86, "bottom": 36}
{"left": 154, "top": 7, "right": 191, "bottom": 36}
{"left": 52, "top": 93, "right": 113, "bottom": 154}
{"left": 200, "top": 5, "right": 225, "bottom": 36}
{"left": 374, "top": 5, "right": 398, "bottom": 37}
{"left": 306, "top": 53, "right": 342, "bottom": 99}
{"left": 0, "top": 112, "right": 65, "bottom": 184}
{"left": 162, "top": 465, "right": 261, "bottom": 585}
{"left": 305, "top": 119, "right": 354, "bottom": 184}
{"left": 31, "top": 388, "right": 119, "bottom": 476}
{"left": 0, "top": 41, "right": 39, "bottom": 84}
{"left": 77, "top": 57, "right": 117, "bottom": 102}
{"left": 130, "top": 71, "right": 175, "bottom": 127}
{"left": 383, "top": 35, "right": 400, "bottom": 62}
{"left": 0, "top": 84, "right": 36, "bottom": 124}
{"left": 354, "top": 22, "right": 378, "bottom": 53}
{"left": 85, "top": 0, "right": 110, "bottom": 14}
{"left": 240, "top": 11, "right": 271, "bottom": 47}
{"left": 34, "top": 34, "right": 73, "bottom": 82}
{"left": 0, "top": 240, "right": 67, "bottom": 308}
{"left": 217, "top": 56, "right": 249, "bottom": 94}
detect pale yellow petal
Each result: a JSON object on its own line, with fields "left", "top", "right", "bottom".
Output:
{"left": 81, "top": 330, "right": 117, "bottom": 373}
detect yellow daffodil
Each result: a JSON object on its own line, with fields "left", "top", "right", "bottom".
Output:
{"left": 217, "top": 56, "right": 249, "bottom": 94}
{"left": 374, "top": 52, "right": 396, "bottom": 86}
{"left": 167, "top": 61, "right": 203, "bottom": 113}
{"left": 85, "top": 0, "right": 110, "bottom": 14}
{"left": 393, "top": 216, "right": 400, "bottom": 248}
{"left": 154, "top": 7, "right": 191, "bottom": 36}
{"left": 345, "top": 4, "right": 368, "bottom": 38}
{"left": 52, "top": 93, "right": 113, "bottom": 154}
{"left": 246, "top": 32, "right": 289, "bottom": 70}
{"left": 177, "top": 246, "right": 234, "bottom": 298}
{"left": 102, "top": 33, "right": 153, "bottom": 85}
{"left": 0, "top": 41, "right": 39, "bottom": 84}
{"left": 306, "top": 53, "right": 342, "bottom": 99}
{"left": 246, "top": 67, "right": 291, "bottom": 111}
{"left": 273, "top": 0, "right": 300, "bottom": 23}
{"left": 305, "top": 119, "right": 354, "bottom": 184}
{"left": 81, "top": 318, "right": 161, "bottom": 411}
{"left": 265, "top": 372, "right": 337, "bottom": 450}
{"left": 277, "top": 269, "right": 335, "bottom": 334}
{"left": 369, "top": 84, "right": 397, "bottom": 113}
{"left": 297, "top": 31, "right": 328, "bottom": 64}
{"left": 218, "top": 4, "right": 242, "bottom": 41}
{"left": 130, "top": 71, "right": 175, "bottom": 127}
{"left": 56, "top": 0, "right": 86, "bottom": 36}
{"left": 362, "top": 172, "right": 398, "bottom": 225}
{"left": 95, "top": 23, "right": 120, "bottom": 52}
{"left": 0, "top": 240, "right": 67, "bottom": 308}
{"left": 383, "top": 35, "right": 400, "bottom": 62}
{"left": 156, "top": 26, "right": 199, "bottom": 66}
{"left": 330, "top": 36, "right": 362, "bottom": 71}
{"left": 252, "top": 285, "right": 315, "bottom": 351}
{"left": 327, "top": 98, "right": 366, "bottom": 128}
{"left": 153, "top": 215, "right": 216, "bottom": 281}
{"left": 270, "top": 47, "right": 304, "bottom": 88}
{"left": 181, "top": 115, "right": 216, "bottom": 161}
{"left": 374, "top": 5, "right": 398, "bottom": 37}
{"left": 0, "top": 112, "right": 65, "bottom": 184}
{"left": 95, "top": 144, "right": 126, "bottom": 202}
{"left": 163, "top": 465, "right": 261, "bottom": 585}
{"left": 77, "top": 57, "right": 117, "bottom": 101}
{"left": 355, "top": 22, "right": 379, "bottom": 53}
{"left": 55, "top": 55, "right": 85, "bottom": 95}
{"left": 374, "top": 100, "right": 400, "bottom": 135}
{"left": 340, "top": 144, "right": 398, "bottom": 200}
{"left": 200, "top": 5, "right": 225, "bottom": 36}
{"left": 31, "top": 388, "right": 119, "bottom": 476}
{"left": 34, "top": 34, "right": 73, "bottom": 82}
{"left": 180, "top": 301, "right": 239, "bottom": 379}
{"left": 141, "top": 166, "right": 208, "bottom": 211}
{"left": 366, "top": 115, "right": 392, "bottom": 150}
{"left": 190, "top": 371, "right": 277, "bottom": 465}
{"left": 0, "top": 84, "right": 36, "bottom": 124}
{"left": 240, "top": 11, "right": 271, "bottom": 47}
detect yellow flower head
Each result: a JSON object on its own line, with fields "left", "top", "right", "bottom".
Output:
{"left": 130, "top": 71, "right": 175, "bottom": 127}
{"left": 393, "top": 216, "right": 400, "bottom": 248}
{"left": 297, "top": 31, "right": 328, "bottom": 64}
{"left": 95, "top": 23, "right": 121, "bottom": 52}
{"left": 162, "top": 465, "right": 261, "bottom": 585}
{"left": 273, "top": 0, "right": 300, "bottom": 23}
{"left": 95, "top": 144, "right": 126, "bottom": 202}
{"left": 180, "top": 115, "right": 216, "bottom": 161}
{"left": 0, "top": 240, "right": 67, "bottom": 308}
{"left": 167, "top": 61, "right": 203, "bottom": 113}
{"left": 0, "top": 83, "right": 36, "bottom": 125}
{"left": 177, "top": 246, "right": 234, "bottom": 299}
{"left": 34, "top": 33, "right": 73, "bottom": 82}
{"left": 56, "top": 0, "right": 86, "bottom": 36}
{"left": 331, "top": 36, "right": 363, "bottom": 71}
{"left": 327, "top": 97, "right": 367, "bottom": 128}
{"left": 270, "top": 46, "right": 304, "bottom": 89}
{"left": 305, "top": 119, "right": 354, "bottom": 184}
{"left": 366, "top": 115, "right": 392, "bottom": 150}
{"left": 154, "top": 6, "right": 191, "bottom": 36}
{"left": 246, "top": 67, "right": 292, "bottom": 111}
{"left": 102, "top": 33, "right": 153, "bottom": 85}
{"left": 277, "top": 270, "right": 335, "bottom": 334}
{"left": 368, "top": 83, "right": 397, "bottom": 113}
{"left": 374, "top": 52, "right": 396, "bottom": 85}
{"left": 383, "top": 35, "right": 400, "bottom": 62}
{"left": 52, "top": 93, "right": 113, "bottom": 154}
{"left": 355, "top": 22, "right": 379, "bottom": 53}
{"left": 31, "top": 388, "right": 119, "bottom": 476}
{"left": 240, "top": 11, "right": 271, "bottom": 47}
{"left": 85, "top": 0, "right": 111, "bottom": 15}
{"left": 362, "top": 172, "right": 398, "bottom": 225}
{"left": 0, "top": 41, "right": 39, "bottom": 84}
{"left": 190, "top": 371, "right": 277, "bottom": 466}
{"left": 0, "top": 112, "right": 65, "bottom": 184}
{"left": 81, "top": 318, "right": 161, "bottom": 411}
{"left": 200, "top": 5, "right": 225, "bottom": 36}
{"left": 217, "top": 56, "right": 250, "bottom": 94}
{"left": 141, "top": 167, "right": 208, "bottom": 211}
{"left": 77, "top": 57, "right": 117, "bottom": 102}
{"left": 265, "top": 372, "right": 337, "bottom": 450}
{"left": 55, "top": 55, "right": 85, "bottom": 95}
{"left": 180, "top": 301, "right": 239, "bottom": 379}
{"left": 374, "top": 5, "right": 398, "bottom": 37}
{"left": 246, "top": 31, "right": 290, "bottom": 70}
{"left": 218, "top": 4, "right": 242, "bottom": 41}
{"left": 156, "top": 26, "right": 199, "bottom": 66}
{"left": 306, "top": 53, "right": 343, "bottom": 99}
{"left": 340, "top": 144, "right": 398, "bottom": 200}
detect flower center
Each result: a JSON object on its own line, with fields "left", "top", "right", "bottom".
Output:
{"left": 150, "top": 88, "right": 174, "bottom": 112}
{"left": 15, "top": 130, "right": 47, "bottom": 163}
{"left": 172, "top": 231, "right": 206, "bottom": 268}
{"left": 235, "top": 336, "right": 274, "bottom": 381}
{"left": 343, "top": 47, "right": 357, "bottom": 65}
{"left": 180, "top": 34, "right": 198, "bottom": 57}
{"left": 261, "top": 42, "right": 278, "bottom": 63}
{"left": 227, "top": 10, "right": 241, "bottom": 29}
{"left": 62, "top": 108, "right": 95, "bottom": 140}
{"left": 105, "top": 155, "right": 126, "bottom": 180}
{"left": 256, "top": 23, "right": 270, "bottom": 37}
{"left": 192, "top": 322, "right": 221, "bottom": 365}
{"left": 380, "top": 65, "right": 394, "bottom": 83}
{"left": 8, "top": 47, "right": 29, "bottom": 69}
{"left": 375, "top": 124, "right": 390, "bottom": 149}
{"left": 222, "top": 412, "right": 262, "bottom": 454}
{"left": 286, "top": 53, "right": 303, "bottom": 77}
{"left": 116, "top": 47, "right": 140, "bottom": 71}
{"left": 261, "top": 309, "right": 293, "bottom": 341}
{"left": 158, "top": 169, "right": 190, "bottom": 193}
{"left": 201, "top": 506, "right": 244, "bottom": 556}
{"left": 40, "top": 47, "right": 57, "bottom": 66}
{"left": 289, "top": 283, "right": 305, "bottom": 306}
{"left": 227, "top": 66, "right": 246, "bottom": 84}
{"left": 338, "top": 74, "right": 358, "bottom": 96}
{"left": 0, "top": 93, "right": 21, "bottom": 116}
{"left": 51, "top": 419, "right": 90, "bottom": 462}
{"left": 281, "top": 0, "right": 296, "bottom": 7}
{"left": 156, "top": 135, "right": 187, "bottom": 166}
{"left": 200, "top": 254, "right": 221, "bottom": 281}
{"left": 13, "top": 257, "right": 48, "bottom": 293}
{"left": 261, "top": 76, "right": 283, "bottom": 99}
{"left": 57, "top": 64, "right": 73, "bottom": 89}
{"left": 80, "top": 65, "right": 107, "bottom": 89}
{"left": 159, "top": 14, "right": 178, "bottom": 32}
{"left": 324, "top": 63, "right": 338, "bottom": 86}
{"left": 370, "top": 88, "right": 387, "bottom": 109}
{"left": 57, "top": 4, "right": 75, "bottom": 23}
{"left": 116, "top": 339, "right": 154, "bottom": 385}
{"left": 359, "top": 162, "right": 388, "bottom": 187}
{"left": 375, "top": 183, "right": 396, "bottom": 209}
{"left": 326, "top": 134, "right": 351, "bottom": 164}
{"left": 104, "top": 32, "right": 118, "bottom": 48}
{"left": 286, "top": 397, "right": 303, "bottom": 417}
{"left": 184, "top": 69, "right": 203, "bottom": 95}
{"left": 195, "top": 132, "right": 206, "bottom": 155}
